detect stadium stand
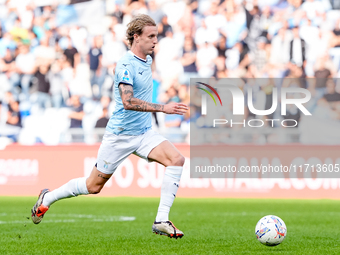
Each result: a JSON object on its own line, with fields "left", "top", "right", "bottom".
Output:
{"left": 0, "top": 0, "right": 340, "bottom": 145}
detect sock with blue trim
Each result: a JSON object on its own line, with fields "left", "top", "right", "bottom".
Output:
{"left": 155, "top": 166, "right": 183, "bottom": 222}
{"left": 42, "top": 177, "right": 89, "bottom": 207}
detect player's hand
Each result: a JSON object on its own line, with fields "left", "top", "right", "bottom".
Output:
{"left": 163, "top": 102, "right": 188, "bottom": 115}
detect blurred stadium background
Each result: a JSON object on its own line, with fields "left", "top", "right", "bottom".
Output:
{"left": 1, "top": 0, "right": 340, "bottom": 145}
{"left": 1, "top": 0, "right": 340, "bottom": 198}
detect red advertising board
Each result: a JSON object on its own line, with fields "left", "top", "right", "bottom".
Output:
{"left": 1, "top": 144, "right": 340, "bottom": 199}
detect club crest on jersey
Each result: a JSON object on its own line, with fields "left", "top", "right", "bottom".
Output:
{"left": 122, "top": 69, "right": 130, "bottom": 81}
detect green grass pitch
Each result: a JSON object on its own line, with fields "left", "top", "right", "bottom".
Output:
{"left": 0, "top": 197, "right": 339, "bottom": 255}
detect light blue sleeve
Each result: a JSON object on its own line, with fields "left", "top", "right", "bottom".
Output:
{"left": 116, "top": 65, "right": 135, "bottom": 86}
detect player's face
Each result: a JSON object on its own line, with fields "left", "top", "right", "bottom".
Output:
{"left": 138, "top": 25, "right": 158, "bottom": 56}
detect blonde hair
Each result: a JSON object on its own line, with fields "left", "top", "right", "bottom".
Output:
{"left": 126, "top": 14, "right": 156, "bottom": 47}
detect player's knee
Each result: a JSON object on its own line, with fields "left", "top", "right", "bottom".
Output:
{"left": 170, "top": 154, "right": 185, "bottom": 166}
{"left": 87, "top": 184, "right": 103, "bottom": 194}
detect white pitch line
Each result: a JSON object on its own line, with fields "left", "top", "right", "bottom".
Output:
{"left": 0, "top": 216, "right": 136, "bottom": 224}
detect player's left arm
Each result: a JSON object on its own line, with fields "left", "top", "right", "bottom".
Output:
{"left": 119, "top": 84, "right": 188, "bottom": 114}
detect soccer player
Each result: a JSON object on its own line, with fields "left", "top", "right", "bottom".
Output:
{"left": 31, "top": 14, "right": 188, "bottom": 239}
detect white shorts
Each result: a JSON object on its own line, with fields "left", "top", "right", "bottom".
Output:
{"left": 96, "top": 129, "right": 167, "bottom": 174}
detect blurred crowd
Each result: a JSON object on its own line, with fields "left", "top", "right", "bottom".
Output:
{"left": 0, "top": 0, "right": 340, "bottom": 145}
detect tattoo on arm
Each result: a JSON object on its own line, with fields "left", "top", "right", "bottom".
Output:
{"left": 119, "top": 84, "right": 164, "bottom": 112}
{"left": 98, "top": 174, "right": 110, "bottom": 180}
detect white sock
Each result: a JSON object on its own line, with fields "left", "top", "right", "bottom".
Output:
{"left": 156, "top": 166, "right": 183, "bottom": 222}
{"left": 42, "top": 177, "right": 89, "bottom": 207}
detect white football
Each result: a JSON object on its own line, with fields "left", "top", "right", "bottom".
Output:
{"left": 255, "top": 215, "right": 287, "bottom": 246}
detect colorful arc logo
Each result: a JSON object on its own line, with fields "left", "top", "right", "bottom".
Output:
{"left": 196, "top": 82, "right": 223, "bottom": 106}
